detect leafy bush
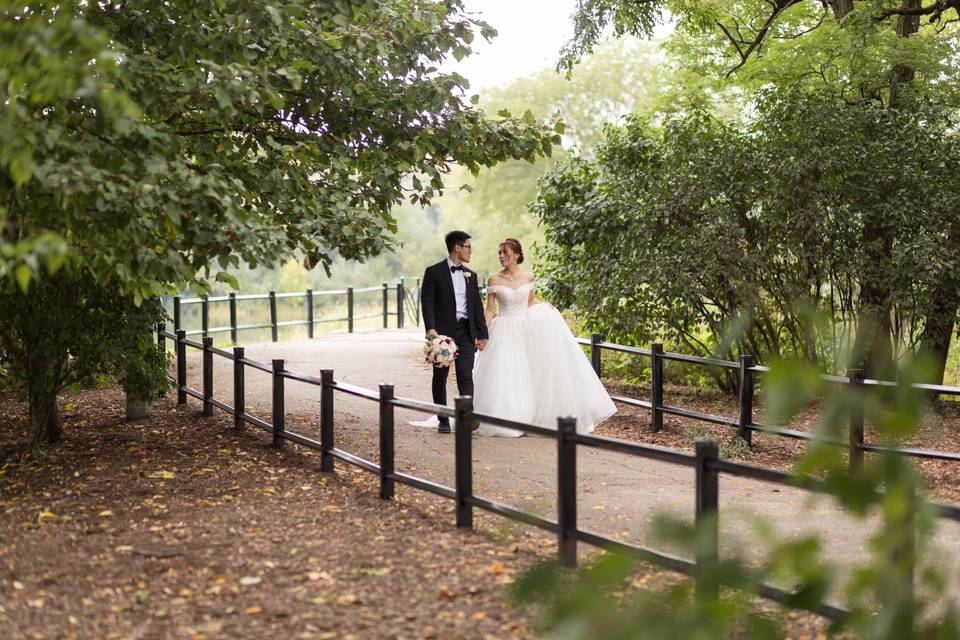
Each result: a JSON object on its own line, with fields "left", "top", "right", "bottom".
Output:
{"left": 514, "top": 355, "right": 960, "bottom": 638}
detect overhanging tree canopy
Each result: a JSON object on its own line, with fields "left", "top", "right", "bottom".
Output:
{"left": 1, "top": 0, "right": 561, "bottom": 299}
{"left": 0, "top": 0, "right": 561, "bottom": 449}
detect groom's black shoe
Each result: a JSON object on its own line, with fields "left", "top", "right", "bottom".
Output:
{"left": 437, "top": 421, "right": 451, "bottom": 434}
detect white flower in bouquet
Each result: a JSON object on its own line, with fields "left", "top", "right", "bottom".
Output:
{"left": 424, "top": 335, "right": 458, "bottom": 368}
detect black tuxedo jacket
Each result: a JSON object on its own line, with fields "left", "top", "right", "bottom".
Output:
{"left": 421, "top": 260, "right": 488, "bottom": 342}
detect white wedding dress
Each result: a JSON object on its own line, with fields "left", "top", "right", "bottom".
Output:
{"left": 472, "top": 282, "right": 617, "bottom": 437}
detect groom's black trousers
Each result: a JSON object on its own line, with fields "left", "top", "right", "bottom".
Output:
{"left": 433, "top": 319, "right": 476, "bottom": 426}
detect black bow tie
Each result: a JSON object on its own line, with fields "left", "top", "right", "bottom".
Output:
{"left": 450, "top": 265, "right": 464, "bottom": 272}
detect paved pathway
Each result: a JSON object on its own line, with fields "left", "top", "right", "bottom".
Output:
{"left": 185, "top": 328, "right": 960, "bottom": 601}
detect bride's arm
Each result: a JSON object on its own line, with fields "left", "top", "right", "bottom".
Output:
{"left": 528, "top": 289, "right": 548, "bottom": 306}
{"left": 484, "top": 281, "right": 497, "bottom": 327}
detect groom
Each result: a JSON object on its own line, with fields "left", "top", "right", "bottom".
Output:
{"left": 421, "top": 230, "right": 488, "bottom": 433}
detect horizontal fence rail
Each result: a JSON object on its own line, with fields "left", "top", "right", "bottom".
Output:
{"left": 160, "top": 328, "right": 960, "bottom": 625}
{"left": 577, "top": 335, "right": 960, "bottom": 468}
{"left": 162, "top": 285, "right": 960, "bottom": 469}
{"left": 165, "top": 278, "right": 421, "bottom": 344}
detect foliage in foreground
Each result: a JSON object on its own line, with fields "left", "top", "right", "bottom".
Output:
{"left": 514, "top": 356, "right": 960, "bottom": 638}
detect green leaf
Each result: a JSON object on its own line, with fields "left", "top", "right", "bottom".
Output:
{"left": 215, "top": 271, "right": 240, "bottom": 290}
{"left": 14, "top": 264, "right": 32, "bottom": 293}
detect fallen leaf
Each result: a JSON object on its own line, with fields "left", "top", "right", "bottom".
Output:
{"left": 245, "top": 606, "right": 262, "bottom": 615}
{"left": 437, "top": 586, "right": 456, "bottom": 599}
{"left": 99, "top": 510, "right": 113, "bottom": 517}
{"left": 37, "top": 510, "right": 57, "bottom": 523}
{"left": 146, "top": 471, "right": 175, "bottom": 479}
{"left": 240, "top": 576, "right": 262, "bottom": 586}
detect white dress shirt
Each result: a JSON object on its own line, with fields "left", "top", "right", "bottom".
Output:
{"left": 446, "top": 258, "right": 468, "bottom": 320}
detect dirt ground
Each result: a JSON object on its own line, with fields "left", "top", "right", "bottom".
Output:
{"left": 0, "top": 387, "right": 548, "bottom": 640}
{"left": 6, "top": 326, "right": 960, "bottom": 639}
{"left": 597, "top": 381, "right": 960, "bottom": 503}
{"left": 0, "top": 386, "right": 837, "bottom": 640}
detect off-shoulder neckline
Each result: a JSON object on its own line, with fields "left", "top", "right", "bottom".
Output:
{"left": 487, "top": 280, "right": 535, "bottom": 292}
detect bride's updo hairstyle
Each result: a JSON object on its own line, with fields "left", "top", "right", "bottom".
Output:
{"left": 500, "top": 238, "right": 524, "bottom": 264}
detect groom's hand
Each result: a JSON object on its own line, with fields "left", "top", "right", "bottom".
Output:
{"left": 426, "top": 329, "right": 438, "bottom": 339}
{"left": 476, "top": 339, "right": 487, "bottom": 352}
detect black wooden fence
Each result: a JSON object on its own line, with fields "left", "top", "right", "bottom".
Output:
{"left": 162, "top": 281, "right": 960, "bottom": 471}
{"left": 167, "top": 278, "right": 420, "bottom": 343}
{"left": 583, "top": 334, "right": 960, "bottom": 470}
{"left": 159, "top": 327, "right": 960, "bottom": 623}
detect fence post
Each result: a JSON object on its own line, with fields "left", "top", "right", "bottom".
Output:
{"left": 269, "top": 290, "right": 278, "bottom": 342}
{"left": 229, "top": 292, "right": 238, "bottom": 344}
{"left": 173, "top": 296, "right": 181, "bottom": 335}
{"left": 590, "top": 333, "right": 603, "bottom": 377}
{"left": 651, "top": 343, "right": 664, "bottom": 432}
{"left": 695, "top": 438, "right": 720, "bottom": 603}
{"left": 156, "top": 323, "right": 166, "bottom": 398}
{"left": 396, "top": 282, "right": 404, "bottom": 329}
{"left": 176, "top": 330, "right": 187, "bottom": 405}
{"left": 272, "top": 359, "right": 284, "bottom": 448}
{"left": 320, "top": 369, "right": 335, "bottom": 472}
{"left": 849, "top": 368, "right": 865, "bottom": 473}
{"left": 347, "top": 287, "right": 354, "bottom": 333}
{"left": 415, "top": 278, "right": 421, "bottom": 326}
{"left": 454, "top": 395, "right": 474, "bottom": 529}
{"left": 379, "top": 384, "right": 395, "bottom": 500}
{"left": 201, "top": 296, "right": 209, "bottom": 338}
{"left": 306, "top": 289, "right": 314, "bottom": 339}
{"left": 557, "top": 416, "right": 578, "bottom": 568}
{"left": 382, "top": 282, "right": 389, "bottom": 329}
{"left": 233, "top": 346, "right": 245, "bottom": 430}
{"left": 738, "top": 354, "right": 755, "bottom": 446}
{"left": 202, "top": 337, "right": 214, "bottom": 416}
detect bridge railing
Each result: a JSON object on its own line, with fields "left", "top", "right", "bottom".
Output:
{"left": 159, "top": 327, "right": 960, "bottom": 624}
{"left": 164, "top": 278, "right": 421, "bottom": 344}
{"left": 161, "top": 283, "right": 960, "bottom": 470}
{"left": 581, "top": 334, "right": 960, "bottom": 470}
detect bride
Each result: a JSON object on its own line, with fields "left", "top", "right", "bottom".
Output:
{"left": 472, "top": 238, "right": 616, "bottom": 437}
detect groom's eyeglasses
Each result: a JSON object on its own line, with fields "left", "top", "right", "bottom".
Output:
{"left": 459, "top": 244, "right": 472, "bottom": 251}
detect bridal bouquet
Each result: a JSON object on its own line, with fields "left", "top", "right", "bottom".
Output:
{"left": 424, "top": 335, "right": 457, "bottom": 368}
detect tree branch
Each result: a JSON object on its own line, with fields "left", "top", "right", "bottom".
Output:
{"left": 874, "top": 0, "right": 960, "bottom": 23}
{"left": 719, "top": 0, "right": 807, "bottom": 76}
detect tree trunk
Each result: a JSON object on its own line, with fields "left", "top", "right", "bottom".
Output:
{"left": 29, "top": 396, "right": 62, "bottom": 452}
{"left": 919, "top": 308, "right": 955, "bottom": 385}
{"left": 853, "top": 0, "right": 921, "bottom": 377}
{"left": 855, "top": 219, "right": 895, "bottom": 378}
{"left": 831, "top": 0, "right": 854, "bottom": 20}
{"left": 126, "top": 394, "right": 150, "bottom": 421}
{"left": 919, "top": 219, "right": 960, "bottom": 384}
{"left": 889, "top": 0, "right": 921, "bottom": 107}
